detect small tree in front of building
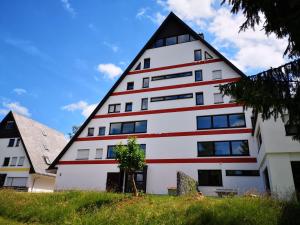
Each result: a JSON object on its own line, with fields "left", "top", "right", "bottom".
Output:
{"left": 115, "top": 137, "right": 145, "bottom": 197}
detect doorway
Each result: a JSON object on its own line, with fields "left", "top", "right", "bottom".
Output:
{"left": 106, "top": 172, "right": 122, "bottom": 192}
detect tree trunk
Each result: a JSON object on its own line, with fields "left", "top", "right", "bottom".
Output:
{"left": 131, "top": 172, "right": 138, "bottom": 197}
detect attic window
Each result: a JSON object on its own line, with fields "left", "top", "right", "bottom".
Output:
{"left": 178, "top": 34, "right": 190, "bottom": 43}
{"left": 153, "top": 39, "right": 164, "bottom": 48}
{"left": 43, "top": 156, "right": 51, "bottom": 165}
{"left": 144, "top": 58, "right": 150, "bottom": 69}
{"left": 165, "top": 36, "right": 177, "bottom": 46}
{"left": 42, "top": 130, "right": 47, "bottom": 136}
{"left": 135, "top": 62, "right": 141, "bottom": 70}
{"left": 205, "top": 51, "right": 213, "bottom": 60}
{"left": 6, "top": 121, "right": 14, "bottom": 129}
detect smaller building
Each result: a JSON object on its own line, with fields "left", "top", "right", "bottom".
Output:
{"left": 0, "top": 111, "right": 67, "bottom": 192}
{"left": 254, "top": 113, "right": 300, "bottom": 199}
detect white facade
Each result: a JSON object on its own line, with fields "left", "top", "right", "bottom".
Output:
{"left": 254, "top": 115, "right": 300, "bottom": 199}
{"left": 52, "top": 14, "right": 266, "bottom": 196}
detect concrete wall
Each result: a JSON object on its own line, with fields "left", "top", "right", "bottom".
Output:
{"left": 27, "top": 174, "right": 55, "bottom": 193}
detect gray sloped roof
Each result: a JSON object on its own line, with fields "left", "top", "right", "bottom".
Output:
{"left": 12, "top": 112, "right": 68, "bottom": 176}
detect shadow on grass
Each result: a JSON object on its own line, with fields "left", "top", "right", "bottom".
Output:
{"left": 279, "top": 201, "right": 300, "bottom": 225}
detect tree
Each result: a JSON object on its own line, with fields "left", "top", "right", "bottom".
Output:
{"left": 220, "top": 0, "right": 300, "bottom": 140}
{"left": 68, "top": 125, "right": 80, "bottom": 139}
{"left": 115, "top": 137, "right": 146, "bottom": 196}
{"left": 222, "top": 0, "right": 300, "bottom": 58}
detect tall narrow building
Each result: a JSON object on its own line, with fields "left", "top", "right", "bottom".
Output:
{"left": 49, "top": 12, "right": 264, "bottom": 195}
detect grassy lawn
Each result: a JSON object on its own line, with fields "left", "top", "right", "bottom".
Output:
{"left": 0, "top": 190, "right": 299, "bottom": 225}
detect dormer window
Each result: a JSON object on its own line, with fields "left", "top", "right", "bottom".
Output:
{"left": 6, "top": 121, "right": 14, "bottom": 129}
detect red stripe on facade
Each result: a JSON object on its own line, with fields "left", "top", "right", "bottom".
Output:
{"left": 94, "top": 103, "right": 242, "bottom": 119}
{"left": 58, "top": 157, "right": 257, "bottom": 165}
{"left": 75, "top": 128, "right": 252, "bottom": 141}
{"left": 128, "top": 58, "right": 223, "bottom": 75}
{"left": 112, "top": 78, "right": 240, "bottom": 96}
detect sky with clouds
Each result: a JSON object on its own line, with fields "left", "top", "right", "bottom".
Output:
{"left": 0, "top": 0, "right": 288, "bottom": 135}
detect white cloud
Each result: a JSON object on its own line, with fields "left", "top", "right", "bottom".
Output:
{"left": 62, "top": 101, "right": 97, "bottom": 118}
{"left": 136, "top": 8, "right": 149, "bottom": 18}
{"left": 155, "top": 1, "right": 287, "bottom": 73}
{"left": 97, "top": 63, "right": 123, "bottom": 80}
{"left": 1, "top": 102, "right": 31, "bottom": 117}
{"left": 61, "top": 0, "right": 76, "bottom": 17}
{"left": 103, "top": 42, "right": 119, "bottom": 53}
{"left": 136, "top": 8, "right": 166, "bottom": 24}
{"left": 13, "top": 88, "right": 27, "bottom": 95}
{"left": 88, "top": 23, "right": 97, "bottom": 31}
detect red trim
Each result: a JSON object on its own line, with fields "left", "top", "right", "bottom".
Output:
{"left": 94, "top": 103, "right": 242, "bottom": 119}
{"left": 75, "top": 128, "right": 252, "bottom": 141}
{"left": 112, "top": 78, "right": 240, "bottom": 96}
{"left": 128, "top": 58, "right": 223, "bottom": 75}
{"left": 58, "top": 157, "right": 257, "bottom": 165}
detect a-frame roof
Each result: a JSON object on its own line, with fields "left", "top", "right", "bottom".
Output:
{"left": 49, "top": 12, "right": 246, "bottom": 170}
{"left": 0, "top": 111, "right": 67, "bottom": 176}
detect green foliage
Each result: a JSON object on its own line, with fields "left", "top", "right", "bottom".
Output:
{"left": 115, "top": 137, "right": 145, "bottom": 173}
{"left": 220, "top": 59, "right": 300, "bottom": 140}
{"left": 222, "top": 0, "right": 300, "bottom": 58}
{"left": 0, "top": 190, "right": 300, "bottom": 225}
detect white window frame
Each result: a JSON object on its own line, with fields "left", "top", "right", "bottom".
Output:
{"left": 10, "top": 157, "right": 18, "bottom": 166}
{"left": 76, "top": 149, "right": 89, "bottom": 160}
{"left": 17, "top": 156, "right": 25, "bottom": 166}
{"left": 214, "top": 93, "right": 224, "bottom": 104}
{"left": 212, "top": 70, "right": 222, "bottom": 80}
{"left": 95, "top": 148, "right": 103, "bottom": 159}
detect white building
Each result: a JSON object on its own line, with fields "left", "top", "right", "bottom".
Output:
{"left": 48, "top": 12, "right": 298, "bottom": 196}
{"left": 0, "top": 111, "right": 67, "bottom": 192}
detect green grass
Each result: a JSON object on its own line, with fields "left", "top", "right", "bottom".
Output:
{"left": 0, "top": 190, "right": 299, "bottom": 225}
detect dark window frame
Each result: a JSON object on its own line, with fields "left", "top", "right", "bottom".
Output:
{"left": 142, "top": 77, "right": 150, "bottom": 88}
{"left": 151, "top": 71, "right": 192, "bottom": 81}
{"left": 98, "top": 127, "right": 106, "bottom": 136}
{"left": 165, "top": 36, "right": 178, "bottom": 46}
{"left": 127, "top": 82, "right": 134, "bottom": 90}
{"left": 204, "top": 51, "right": 213, "bottom": 60}
{"left": 6, "top": 121, "right": 15, "bottom": 129}
{"left": 144, "top": 58, "right": 150, "bottom": 69}
{"left": 194, "top": 49, "right": 202, "bottom": 61}
{"left": 197, "top": 113, "right": 246, "bottom": 130}
{"left": 135, "top": 62, "right": 141, "bottom": 71}
{"left": 226, "top": 170, "right": 260, "bottom": 176}
{"left": 87, "top": 127, "right": 94, "bottom": 136}
{"left": 108, "top": 103, "right": 121, "bottom": 113}
{"left": 197, "top": 140, "right": 250, "bottom": 157}
{"left": 15, "top": 138, "right": 21, "bottom": 147}
{"left": 3, "top": 157, "right": 10, "bottom": 167}
{"left": 151, "top": 93, "right": 193, "bottom": 102}
{"left": 107, "top": 144, "right": 146, "bottom": 159}
{"left": 196, "top": 92, "right": 204, "bottom": 105}
{"left": 198, "top": 170, "right": 223, "bottom": 186}
{"left": 109, "top": 120, "right": 147, "bottom": 135}
{"left": 141, "top": 98, "right": 148, "bottom": 110}
{"left": 125, "top": 102, "right": 133, "bottom": 112}
{"left": 195, "top": 70, "right": 203, "bottom": 82}
{"left": 8, "top": 138, "right": 15, "bottom": 147}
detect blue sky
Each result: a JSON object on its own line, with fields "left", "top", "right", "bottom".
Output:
{"left": 0, "top": 0, "right": 288, "bottom": 135}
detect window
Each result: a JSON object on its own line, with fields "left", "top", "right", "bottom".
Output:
{"left": 226, "top": 170, "right": 260, "bottom": 176}
{"left": 152, "top": 71, "right": 192, "bottom": 81}
{"left": 196, "top": 93, "right": 204, "bottom": 105}
{"left": 151, "top": 93, "right": 193, "bottom": 102}
{"left": 141, "top": 98, "right": 148, "bottom": 110}
{"left": 8, "top": 139, "right": 15, "bottom": 147}
{"left": 178, "top": 34, "right": 190, "bottom": 43}
{"left": 6, "top": 121, "right": 14, "bottom": 129}
{"left": 108, "top": 104, "right": 121, "bottom": 113}
{"left": 3, "top": 157, "right": 10, "bottom": 167}
{"left": 257, "top": 128, "right": 262, "bottom": 151}
{"left": 197, "top": 113, "right": 246, "bottom": 130}
{"left": 283, "top": 114, "right": 298, "bottom": 135}
{"left": 107, "top": 146, "right": 116, "bottom": 159}
{"left": 95, "top": 148, "right": 103, "bottom": 159}
{"left": 165, "top": 36, "right": 177, "bottom": 46}
{"left": 144, "top": 58, "right": 150, "bottom": 69}
{"left": 125, "top": 102, "right": 133, "bottom": 112}
{"left": 214, "top": 93, "right": 224, "bottom": 104}
{"left": 10, "top": 157, "right": 17, "bottom": 166}
{"left": 127, "top": 82, "right": 134, "bottom": 90}
{"left": 135, "top": 62, "right": 141, "bottom": 70}
{"left": 204, "top": 51, "right": 213, "bottom": 60}
{"left": 87, "top": 128, "right": 94, "bottom": 136}
{"left": 153, "top": 39, "right": 164, "bottom": 48}
{"left": 195, "top": 70, "right": 203, "bottom": 82}
{"left": 142, "top": 77, "right": 149, "bottom": 88}
{"left": 198, "top": 140, "right": 249, "bottom": 157}
{"left": 5, "top": 177, "right": 27, "bottom": 187}
{"left": 98, "top": 127, "right": 106, "bottom": 136}
{"left": 18, "top": 157, "right": 25, "bottom": 166}
{"left": 212, "top": 70, "right": 222, "bottom": 80}
{"left": 15, "top": 138, "right": 21, "bottom": 147}
{"left": 76, "top": 149, "right": 89, "bottom": 160}
{"left": 194, "top": 49, "right": 202, "bottom": 61}
{"left": 43, "top": 156, "right": 51, "bottom": 165}
{"left": 109, "top": 121, "right": 147, "bottom": 135}
{"left": 198, "top": 170, "right": 222, "bottom": 186}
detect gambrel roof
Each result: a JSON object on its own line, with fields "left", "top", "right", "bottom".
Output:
{"left": 49, "top": 12, "right": 246, "bottom": 170}
{"left": 1, "top": 111, "right": 67, "bottom": 176}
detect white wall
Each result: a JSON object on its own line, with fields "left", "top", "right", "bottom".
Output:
{"left": 27, "top": 174, "right": 55, "bottom": 193}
